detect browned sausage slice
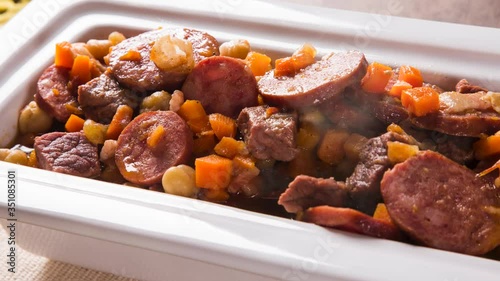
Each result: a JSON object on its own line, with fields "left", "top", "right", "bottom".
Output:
{"left": 182, "top": 56, "right": 259, "bottom": 118}
{"left": 302, "top": 206, "right": 403, "bottom": 241}
{"left": 258, "top": 51, "right": 368, "bottom": 109}
{"left": 115, "top": 111, "right": 193, "bottom": 186}
{"left": 109, "top": 28, "right": 219, "bottom": 92}
{"left": 34, "top": 132, "right": 101, "bottom": 178}
{"left": 381, "top": 150, "right": 500, "bottom": 255}
{"left": 35, "top": 64, "right": 79, "bottom": 122}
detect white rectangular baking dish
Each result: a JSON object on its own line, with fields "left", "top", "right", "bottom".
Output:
{"left": 1, "top": 0, "right": 500, "bottom": 280}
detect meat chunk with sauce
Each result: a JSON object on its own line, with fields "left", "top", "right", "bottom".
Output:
{"left": 34, "top": 132, "right": 100, "bottom": 178}
{"left": 346, "top": 131, "right": 415, "bottom": 214}
{"left": 455, "top": 78, "right": 488, "bottom": 93}
{"left": 258, "top": 51, "right": 368, "bottom": 109}
{"left": 78, "top": 72, "right": 139, "bottom": 124}
{"left": 381, "top": 150, "right": 500, "bottom": 255}
{"left": 278, "top": 175, "right": 349, "bottom": 213}
{"left": 238, "top": 105, "right": 298, "bottom": 162}
{"left": 108, "top": 28, "right": 219, "bottom": 92}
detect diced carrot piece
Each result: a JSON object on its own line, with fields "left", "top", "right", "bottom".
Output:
{"left": 147, "top": 125, "right": 165, "bottom": 148}
{"left": 195, "top": 154, "right": 233, "bottom": 190}
{"left": 245, "top": 51, "right": 272, "bottom": 76}
{"left": 208, "top": 113, "right": 236, "bottom": 140}
{"left": 55, "top": 41, "right": 74, "bottom": 69}
{"left": 193, "top": 130, "right": 216, "bottom": 157}
{"left": 398, "top": 65, "right": 423, "bottom": 87}
{"left": 65, "top": 114, "right": 85, "bottom": 132}
{"left": 274, "top": 57, "right": 296, "bottom": 77}
{"left": 400, "top": 87, "right": 440, "bottom": 117}
{"left": 177, "top": 100, "right": 211, "bottom": 133}
{"left": 473, "top": 135, "right": 500, "bottom": 160}
{"left": 200, "top": 188, "right": 230, "bottom": 202}
{"left": 119, "top": 49, "right": 142, "bottom": 61}
{"left": 373, "top": 203, "right": 394, "bottom": 224}
{"left": 106, "top": 105, "right": 134, "bottom": 140}
{"left": 214, "top": 137, "right": 247, "bottom": 159}
{"left": 70, "top": 55, "right": 92, "bottom": 84}
{"left": 361, "top": 62, "right": 393, "bottom": 94}
{"left": 27, "top": 150, "right": 37, "bottom": 168}
{"left": 388, "top": 80, "right": 413, "bottom": 98}
{"left": 317, "top": 130, "right": 350, "bottom": 165}
{"left": 387, "top": 141, "right": 419, "bottom": 164}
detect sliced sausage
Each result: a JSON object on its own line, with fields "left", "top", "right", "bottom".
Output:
{"left": 115, "top": 111, "right": 193, "bottom": 186}
{"left": 35, "top": 64, "right": 79, "bottom": 122}
{"left": 381, "top": 150, "right": 500, "bottom": 255}
{"left": 258, "top": 51, "right": 368, "bottom": 109}
{"left": 108, "top": 28, "right": 219, "bottom": 92}
{"left": 302, "top": 206, "right": 404, "bottom": 241}
{"left": 278, "top": 175, "right": 349, "bottom": 213}
{"left": 237, "top": 105, "right": 298, "bottom": 161}
{"left": 410, "top": 91, "right": 500, "bottom": 137}
{"left": 78, "top": 72, "right": 139, "bottom": 124}
{"left": 34, "top": 132, "right": 100, "bottom": 178}
{"left": 182, "top": 56, "right": 259, "bottom": 118}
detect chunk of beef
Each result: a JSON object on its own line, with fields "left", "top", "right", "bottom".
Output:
{"left": 34, "top": 132, "right": 100, "bottom": 178}
{"left": 455, "top": 78, "right": 488, "bottom": 93}
{"left": 78, "top": 72, "right": 139, "bottom": 124}
{"left": 278, "top": 175, "right": 349, "bottom": 213}
{"left": 346, "top": 132, "right": 415, "bottom": 214}
{"left": 238, "top": 105, "right": 298, "bottom": 162}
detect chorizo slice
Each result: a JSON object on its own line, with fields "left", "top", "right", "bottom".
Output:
{"left": 108, "top": 28, "right": 219, "bottom": 92}
{"left": 302, "top": 206, "right": 404, "bottom": 241}
{"left": 258, "top": 51, "right": 368, "bottom": 109}
{"left": 381, "top": 150, "right": 500, "bottom": 255}
{"left": 35, "top": 64, "right": 78, "bottom": 122}
{"left": 182, "top": 56, "right": 259, "bottom": 118}
{"left": 115, "top": 111, "right": 193, "bottom": 186}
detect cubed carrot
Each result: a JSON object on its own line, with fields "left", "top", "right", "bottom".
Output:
{"left": 388, "top": 80, "right": 413, "bottom": 98}
{"left": 119, "top": 49, "right": 142, "bottom": 61}
{"left": 361, "top": 62, "right": 393, "bottom": 94}
{"left": 147, "top": 125, "right": 165, "bottom": 148}
{"left": 214, "top": 137, "right": 247, "bottom": 159}
{"left": 473, "top": 135, "right": 500, "bottom": 160}
{"left": 65, "top": 114, "right": 85, "bottom": 132}
{"left": 208, "top": 113, "right": 236, "bottom": 140}
{"left": 398, "top": 65, "right": 423, "bottom": 87}
{"left": 373, "top": 203, "right": 394, "bottom": 224}
{"left": 70, "top": 55, "right": 92, "bottom": 84}
{"left": 106, "top": 105, "right": 134, "bottom": 140}
{"left": 55, "top": 41, "right": 74, "bottom": 69}
{"left": 387, "top": 141, "right": 419, "bottom": 164}
{"left": 400, "top": 87, "right": 440, "bottom": 117}
{"left": 246, "top": 51, "right": 272, "bottom": 76}
{"left": 195, "top": 154, "right": 233, "bottom": 190}
{"left": 177, "top": 100, "right": 211, "bottom": 133}
{"left": 274, "top": 57, "right": 295, "bottom": 77}
{"left": 193, "top": 130, "right": 217, "bottom": 157}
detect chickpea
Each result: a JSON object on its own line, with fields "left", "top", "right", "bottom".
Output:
{"left": 162, "top": 165, "right": 199, "bottom": 198}
{"left": 4, "top": 150, "right": 28, "bottom": 166}
{"left": 83, "top": 119, "right": 108, "bottom": 145}
{"left": 140, "top": 91, "right": 171, "bottom": 113}
{"left": 108, "top": 31, "right": 126, "bottom": 46}
{"left": 86, "top": 39, "right": 112, "bottom": 61}
{"left": 100, "top": 139, "right": 118, "bottom": 163}
{"left": 219, "top": 39, "right": 250, "bottom": 59}
{"left": 18, "top": 101, "right": 53, "bottom": 135}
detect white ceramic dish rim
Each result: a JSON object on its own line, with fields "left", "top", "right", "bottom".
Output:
{"left": 0, "top": 0, "right": 499, "bottom": 280}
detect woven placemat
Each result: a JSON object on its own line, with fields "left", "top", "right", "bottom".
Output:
{"left": 0, "top": 219, "right": 138, "bottom": 281}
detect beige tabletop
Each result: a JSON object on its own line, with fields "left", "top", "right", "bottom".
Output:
{"left": 1, "top": 0, "right": 499, "bottom": 280}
